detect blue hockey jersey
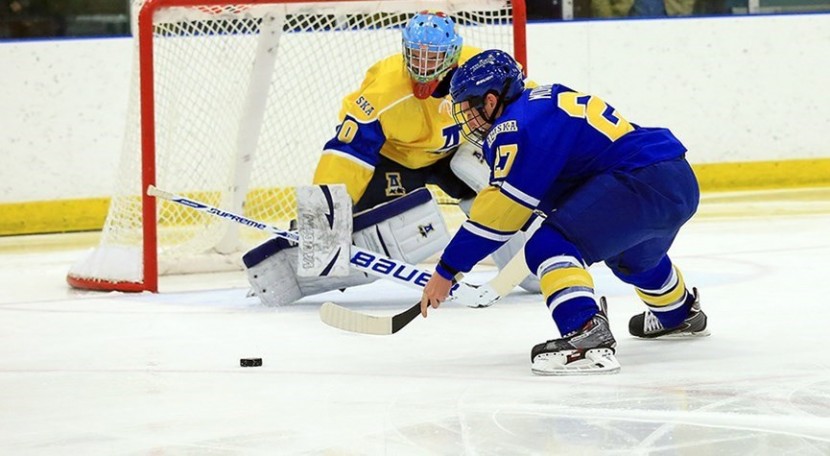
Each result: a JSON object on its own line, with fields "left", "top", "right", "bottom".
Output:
{"left": 437, "top": 83, "right": 688, "bottom": 279}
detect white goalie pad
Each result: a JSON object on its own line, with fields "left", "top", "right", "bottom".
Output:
{"left": 243, "top": 187, "right": 450, "bottom": 307}
{"left": 352, "top": 188, "right": 451, "bottom": 265}
{"left": 243, "top": 237, "right": 374, "bottom": 307}
{"left": 450, "top": 142, "right": 490, "bottom": 193}
{"left": 295, "top": 184, "right": 352, "bottom": 277}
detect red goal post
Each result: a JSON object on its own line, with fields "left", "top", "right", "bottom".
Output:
{"left": 67, "top": 0, "right": 527, "bottom": 292}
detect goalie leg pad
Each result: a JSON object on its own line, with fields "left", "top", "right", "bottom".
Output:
{"left": 295, "top": 184, "right": 352, "bottom": 277}
{"left": 243, "top": 188, "right": 449, "bottom": 306}
{"left": 351, "top": 188, "right": 450, "bottom": 265}
{"left": 243, "top": 237, "right": 374, "bottom": 307}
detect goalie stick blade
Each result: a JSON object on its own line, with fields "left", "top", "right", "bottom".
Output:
{"left": 319, "top": 301, "right": 421, "bottom": 335}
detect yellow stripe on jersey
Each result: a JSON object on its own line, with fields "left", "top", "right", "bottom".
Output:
{"left": 313, "top": 153, "right": 375, "bottom": 203}
{"left": 469, "top": 186, "right": 533, "bottom": 233}
{"left": 540, "top": 266, "right": 595, "bottom": 297}
{"left": 636, "top": 267, "right": 687, "bottom": 308}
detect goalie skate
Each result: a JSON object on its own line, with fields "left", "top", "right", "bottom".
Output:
{"left": 531, "top": 307, "right": 620, "bottom": 376}
{"left": 629, "top": 287, "right": 710, "bottom": 339}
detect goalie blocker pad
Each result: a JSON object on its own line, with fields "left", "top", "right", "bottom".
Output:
{"left": 295, "top": 184, "right": 352, "bottom": 277}
{"left": 243, "top": 188, "right": 451, "bottom": 306}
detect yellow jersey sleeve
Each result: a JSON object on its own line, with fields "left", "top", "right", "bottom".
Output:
{"left": 315, "top": 46, "right": 488, "bottom": 203}
{"left": 469, "top": 185, "right": 534, "bottom": 233}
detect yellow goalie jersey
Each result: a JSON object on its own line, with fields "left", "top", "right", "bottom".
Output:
{"left": 313, "top": 46, "right": 481, "bottom": 203}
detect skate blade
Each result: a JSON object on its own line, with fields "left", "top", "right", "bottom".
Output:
{"left": 531, "top": 348, "right": 621, "bottom": 376}
{"left": 656, "top": 327, "right": 711, "bottom": 339}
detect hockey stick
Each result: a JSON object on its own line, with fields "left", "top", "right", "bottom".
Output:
{"left": 319, "top": 301, "right": 421, "bottom": 335}
{"left": 147, "top": 185, "right": 475, "bottom": 297}
{"left": 318, "top": 217, "right": 538, "bottom": 334}
{"left": 318, "top": 249, "right": 532, "bottom": 335}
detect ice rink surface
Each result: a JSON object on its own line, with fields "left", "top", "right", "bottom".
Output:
{"left": 1, "top": 188, "right": 830, "bottom": 455}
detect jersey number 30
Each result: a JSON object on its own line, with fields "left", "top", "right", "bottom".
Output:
{"left": 558, "top": 92, "right": 633, "bottom": 141}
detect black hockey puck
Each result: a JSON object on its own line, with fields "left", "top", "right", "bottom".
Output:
{"left": 240, "top": 358, "right": 262, "bottom": 367}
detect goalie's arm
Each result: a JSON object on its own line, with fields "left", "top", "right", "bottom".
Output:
{"left": 315, "top": 109, "right": 386, "bottom": 203}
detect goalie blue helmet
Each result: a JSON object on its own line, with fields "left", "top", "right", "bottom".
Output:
{"left": 449, "top": 49, "right": 525, "bottom": 147}
{"left": 402, "top": 11, "right": 463, "bottom": 99}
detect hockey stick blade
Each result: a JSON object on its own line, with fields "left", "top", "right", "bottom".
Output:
{"left": 319, "top": 301, "right": 421, "bottom": 335}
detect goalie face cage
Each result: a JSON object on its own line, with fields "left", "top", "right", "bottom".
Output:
{"left": 67, "top": 0, "right": 527, "bottom": 292}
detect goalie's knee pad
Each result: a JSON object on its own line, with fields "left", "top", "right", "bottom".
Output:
{"left": 352, "top": 187, "right": 451, "bottom": 265}
{"left": 243, "top": 237, "right": 374, "bottom": 307}
{"left": 450, "top": 142, "right": 489, "bottom": 193}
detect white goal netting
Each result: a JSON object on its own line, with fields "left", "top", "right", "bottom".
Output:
{"left": 68, "top": 0, "right": 526, "bottom": 292}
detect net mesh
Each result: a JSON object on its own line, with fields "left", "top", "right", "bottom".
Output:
{"left": 69, "top": 0, "right": 519, "bottom": 289}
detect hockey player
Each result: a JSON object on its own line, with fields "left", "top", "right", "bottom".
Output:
{"left": 420, "top": 49, "right": 709, "bottom": 375}
{"left": 312, "top": 10, "right": 478, "bottom": 212}
{"left": 244, "top": 13, "right": 539, "bottom": 306}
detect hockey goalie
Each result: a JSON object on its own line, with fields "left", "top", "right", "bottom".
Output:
{"left": 243, "top": 11, "right": 540, "bottom": 306}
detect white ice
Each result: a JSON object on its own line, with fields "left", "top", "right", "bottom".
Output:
{"left": 1, "top": 188, "right": 830, "bottom": 455}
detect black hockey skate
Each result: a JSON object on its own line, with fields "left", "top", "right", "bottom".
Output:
{"left": 628, "top": 287, "right": 710, "bottom": 339}
{"left": 531, "top": 299, "right": 621, "bottom": 375}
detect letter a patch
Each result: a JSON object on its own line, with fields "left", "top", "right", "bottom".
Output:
{"left": 385, "top": 172, "right": 406, "bottom": 197}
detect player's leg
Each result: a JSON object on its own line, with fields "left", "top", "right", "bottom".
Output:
{"left": 524, "top": 224, "right": 619, "bottom": 375}
{"left": 549, "top": 156, "right": 706, "bottom": 338}
{"left": 444, "top": 143, "right": 542, "bottom": 293}
{"left": 602, "top": 157, "right": 707, "bottom": 338}
{"left": 526, "top": 156, "right": 695, "bottom": 373}
{"left": 607, "top": 249, "right": 709, "bottom": 338}
{"left": 245, "top": 188, "right": 450, "bottom": 306}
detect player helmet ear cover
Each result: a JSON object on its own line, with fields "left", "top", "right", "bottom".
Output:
{"left": 402, "top": 11, "right": 463, "bottom": 99}
{"left": 449, "top": 49, "right": 525, "bottom": 148}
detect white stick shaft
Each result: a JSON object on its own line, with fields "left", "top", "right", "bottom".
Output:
{"left": 488, "top": 249, "right": 530, "bottom": 297}
{"left": 146, "top": 185, "right": 465, "bottom": 295}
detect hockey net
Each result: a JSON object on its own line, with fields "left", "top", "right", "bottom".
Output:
{"left": 67, "top": 0, "right": 527, "bottom": 292}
